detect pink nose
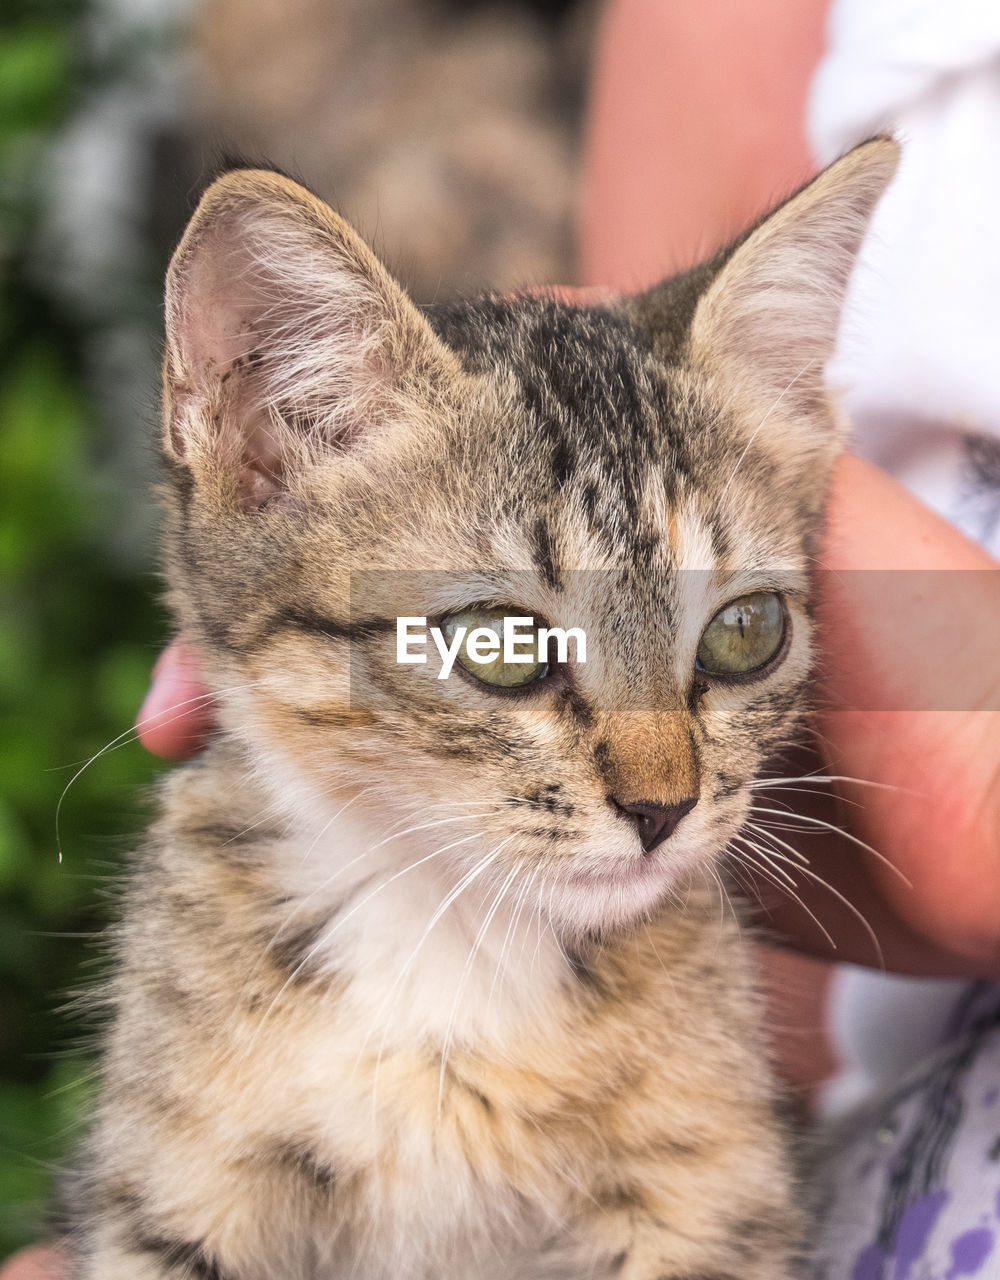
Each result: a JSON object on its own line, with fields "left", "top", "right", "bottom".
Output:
{"left": 611, "top": 798, "right": 698, "bottom": 853}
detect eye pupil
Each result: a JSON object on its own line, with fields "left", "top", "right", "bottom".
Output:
{"left": 441, "top": 609, "right": 550, "bottom": 690}
{"left": 696, "top": 592, "right": 786, "bottom": 677}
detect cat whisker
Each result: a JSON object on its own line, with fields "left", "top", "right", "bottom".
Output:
{"left": 740, "top": 824, "right": 885, "bottom": 967}
{"left": 736, "top": 831, "right": 804, "bottom": 879}
{"left": 437, "top": 851, "right": 521, "bottom": 1113}
{"left": 405, "top": 798, "right": 518, "bottom": 811}
{"left": 728, "top": 835, "right": 838, "bottom": 952}
{"left": 355, "top": 838, "right": 505, "bottom": 1061}
{"left": 290, "top": 791, "right": 503, "bottom": 872}
{"left": 229, "top": 792, "right": 375, "bottom": 1000}
{"left": 343, "top": 808, "right": 506, "bottom": 859}
{"left": 704, "top": 861, "right": 742, "bottom": 934}
{"left": 366, "top": 842, "right": 507, "bottom": 1136}
{"left": 724, "top": 858, "right": 766, "bottom": 912}
{"left": 726, "top": 839, "right": 799, "bottom": 898}
{"left": 294, "top": 785, "right": 378, "bottom": 864}
{"left": 54, "top": 682, "right": 267, "bottom": 862}
{"left": 725, "top": 856, "right": 806, "bottom": 939}
{"left": 487, "top": 864, "right": 538, "bottom": 1013}
{"left": 747, "top": 783, "right": 861, "bottom": 809}
{"left": 703, "top": 865, "right": 740, "bottom": 963}
{"left": 748, "top": 773, "right": 912, "bottom": 796}
{"left": 646, "top": 912, "right": 691, "bottom": 1021}
{"left": 296, "top": 830, "right": 489, "bottom": 971}
{"left": 261, "top": 805, "right": 507, "bottom": 966}
{"left": 749, "top": 805, "right": 910, "bottom": 885}
{"left": 750, "top": 816, "right": 827, "bottom": 835}
{"left": 528, "top": 869, "right": 552, "bottom": 974}
{"left": 216, "top": 798, "right": 299, "bottom": 849}
{"left": 243, "top": 832, "right": 491, "bottom": 1069}
{"left": 545, "top": 875, "right": 580, "bottom": 975}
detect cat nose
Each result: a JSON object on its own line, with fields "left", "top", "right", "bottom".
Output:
{"left": 611, "top": 797, "right": 698, "bottom": 853}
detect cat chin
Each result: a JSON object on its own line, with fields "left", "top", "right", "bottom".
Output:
{"left": 548, "top": 854, "right": 691, "bottom": 938}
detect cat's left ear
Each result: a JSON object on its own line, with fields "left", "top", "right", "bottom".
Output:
{"left": 163, "top": 169, "right": 460, "bottom": 508}
{"left": 687, "top": 136, "right": 898, "bottom": 445}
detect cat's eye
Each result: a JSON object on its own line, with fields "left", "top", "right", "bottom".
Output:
{"left": 696, "top": 592, "right": 786, "bottom": 677}
{"left": 440, "top": 609, "right": 550, "bottom": 689}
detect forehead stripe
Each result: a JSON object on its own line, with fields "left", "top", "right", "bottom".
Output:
{"left": 259, "top": 607, "right": 392, "bottom": 644}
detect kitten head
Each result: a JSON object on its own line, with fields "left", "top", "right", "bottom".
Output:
{"left": 161, "top": 140, "right": 897, "bottom": 939}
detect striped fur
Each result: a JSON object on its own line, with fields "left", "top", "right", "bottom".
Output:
{"left": 60, "top": 139, "right": 898, "bottom": 1278}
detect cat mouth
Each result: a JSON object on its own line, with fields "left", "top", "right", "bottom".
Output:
{"left": 561, "top": 831, "right": 707, "bottom": 899}
{"left": 564, "top": 852, "right": 665, "bottom": 890}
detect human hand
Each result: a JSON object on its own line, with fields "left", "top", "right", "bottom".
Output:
{"left": 134, "top": 638, "right": 216, "bottom": 760}
{"left": 750, "top": 455, "right": 1000, "bottom": 977}
{"left": 0, "top": 1246, "right": 63, "bottom": 1280}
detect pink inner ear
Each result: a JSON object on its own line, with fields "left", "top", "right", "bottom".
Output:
{"left": 235, "top": 414, "right": 287, "bottom": 509}
{"left": 237, "top": 464, "right": 282, "bottom": 510}
{"left": 176, "top": 228, "right": 270, "bottom": 388}
{"left": 164, "top": 174, "right": 459, "bottom": 504}
{"left": 167, "top": 223, "right": 299, "bottom": 502}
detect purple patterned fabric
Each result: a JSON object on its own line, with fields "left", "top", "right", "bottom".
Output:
{"left": 813, "top": 984, "right": 1000, "bottom": 1279}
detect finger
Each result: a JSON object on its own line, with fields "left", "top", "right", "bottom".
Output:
{"left": 135, "top": 638, "right": 214, "bottom": 761}
{"left": 0, "top": 1246, "right": 64, "bottom": 1280}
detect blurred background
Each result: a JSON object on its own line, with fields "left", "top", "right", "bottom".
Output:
{"left": 0, "top": 0, "right": 593, "bottom": 1255}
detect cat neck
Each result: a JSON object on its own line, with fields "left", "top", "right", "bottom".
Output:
{"left": 241, "top": 745, "right": 577, "bottom": 1052}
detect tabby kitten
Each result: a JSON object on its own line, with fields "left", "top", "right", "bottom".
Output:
{"left": 60, "top": 137, "right": 897, "bottom": 1279}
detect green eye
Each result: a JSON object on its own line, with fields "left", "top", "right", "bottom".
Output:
{"left": 440, "top": 609, "right": 550, "bottom": 688}
{"left": 696, "top": 592, "right": 786, "bottom": 676}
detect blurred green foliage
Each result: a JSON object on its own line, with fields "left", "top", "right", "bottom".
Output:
{"left": 1, "top": 2, "right": 169, "bottom": 1257}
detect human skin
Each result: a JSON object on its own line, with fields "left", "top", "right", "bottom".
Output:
{"left": 760, "top": 456, "right": 1000, "bottom": 977}
{"left": 0, "top": 1248, "right": 61, "bottom": 1280}
{"left": 134, "top": 640, "right": 218, "bottom": 761}
{"left": 580, "top": 0, "right": 826, "bottom": 287}
{"left": 579, "top": 0, "right": 1000, "bottom": 1121}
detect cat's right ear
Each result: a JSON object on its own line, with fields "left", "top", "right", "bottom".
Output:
{"left": 163, "top": 169, "right": 460, "bottom": 509}
{"left": 623, "top": 137, "right": 898, "bottom": 475}
{"left": 690, "top": 136, "right": 897, "bottom": 404}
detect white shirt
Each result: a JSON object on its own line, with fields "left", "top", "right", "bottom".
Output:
{"left": 809, "top": 0, "right": 1000, "bottom": 556}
